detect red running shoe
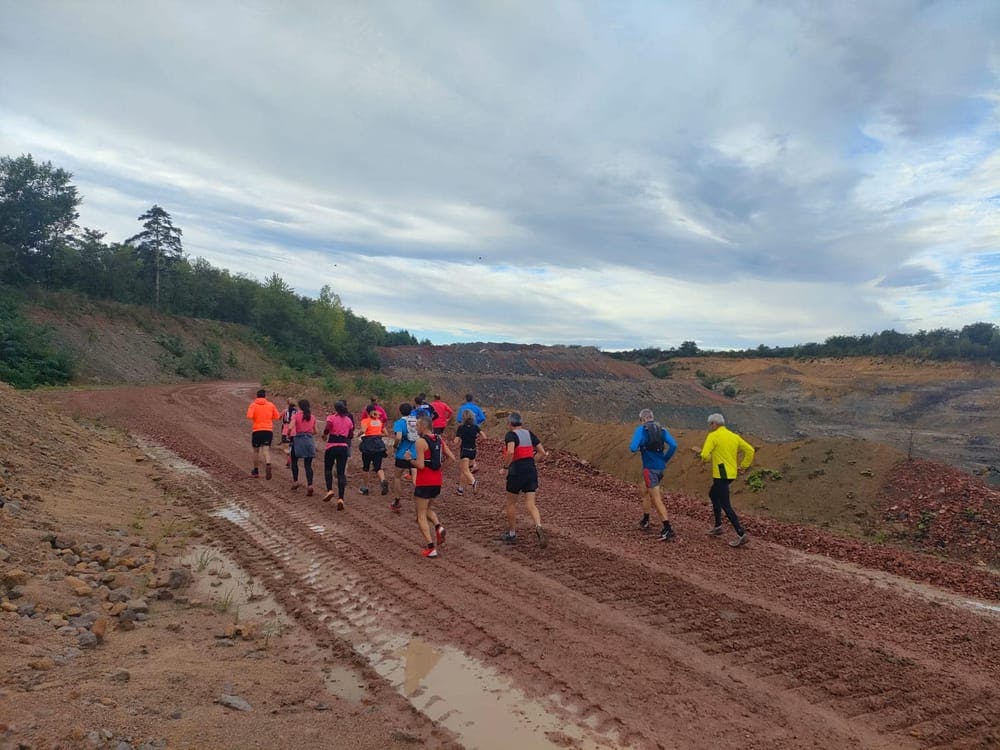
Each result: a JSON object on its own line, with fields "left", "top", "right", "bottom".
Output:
{"left": 436, "top": 525, "right": 446, "bottom": 546}
{"left": 421, "top": 546, "right": 438, "bottom": 558}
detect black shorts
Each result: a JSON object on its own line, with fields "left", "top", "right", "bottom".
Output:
{"left": 413, "top": 485, "right": 441, "bottom": 500}
{"left": 395, "top": 458, "right": 412, "bottom": 470}
{"left": 460, "top": 448, "right": 477, "bottom": 460}
{"left": 506, "top": 468, "right": 538, "bottom": 494}
{"left": 251, "top": 430, "right": 273, "bottom": 448}
{"left": 362, "top": 451, "right": 384, "bottom": 472}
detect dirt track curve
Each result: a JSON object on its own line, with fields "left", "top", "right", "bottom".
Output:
{"left": 52, "top": 382, "right": 1000, "bottom": 749}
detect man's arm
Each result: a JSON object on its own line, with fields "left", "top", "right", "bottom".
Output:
{"left": 628, "top": 426, "right": 644, "bottom": 454}
{"left": 410, "top": 438, "right": 427, "bottom": 467}
{"left": 662, "top": 428, "right": 678, "bottom": 462}
{"left": 699, "top": 434, "right": 714, "bottom": 462}
{"left": 739, "top": 436, "right": 756, "bottom": 469}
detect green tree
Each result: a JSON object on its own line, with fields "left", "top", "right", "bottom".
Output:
{"left": 0, "top": 154, "right": 80, "bottom": 283}
{"left": 126, "top": 204, "right": 183, "bottom": 308}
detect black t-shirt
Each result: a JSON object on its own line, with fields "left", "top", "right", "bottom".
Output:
{"left": 456, "top": 423, "right": 480, "bottom": 451}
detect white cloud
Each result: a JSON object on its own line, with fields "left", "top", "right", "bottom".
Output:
{"left": 1, "top": 1, "right": 999, "bottom": 347}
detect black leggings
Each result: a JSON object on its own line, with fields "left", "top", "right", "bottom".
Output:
{"left": 709, "top": 478, "right": 744, "bottom": 535}
{"left": 290, "top": 444, "right": 313, "bottom": 485}
{"left": 324, "top": 446, "right": 349, "bottom": 499}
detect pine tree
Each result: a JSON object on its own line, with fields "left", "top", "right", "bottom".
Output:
{"left": 126, "top": 204, "right": 183, "bottom": 308}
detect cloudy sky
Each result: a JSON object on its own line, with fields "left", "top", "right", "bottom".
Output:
{"left": 2, "top": 1, "right": 999, "bottom": 349}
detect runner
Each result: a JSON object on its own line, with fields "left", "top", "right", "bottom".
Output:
{"left": 390, "top": 403, "right": 419, "bottom": 513}
{"left": 455, "top": 393, "right": 487, "bottom": 472}
{"left": 289, "top": 399, "right": 317, "bottom": 497}
{"left": 453, "top": 409, "right": 481, "bottom": 495}
{"left": 368, "top": 396, "right": 389, "bottom": 424}
{"left": 322, "top": 400, "right": 354, "bottom": 510}
{"left": 280, "top": 398, "right": 297, "bottom": 467}
{"left": 412, "top": 393, "right": 437, "bottom": 423}
{"left": 430, "top": 394, "right": 454, "bottom": 435}
{"left": 358, "top": 404, "right": 389, "bottom": 497}
{"left": 404, "top": 416, "right": 455, "bottom": 558}
{"left": 502, "top": 412, "right": 548, "bottom": 547}
{"left": 698, "top": 412, "right": 755, "bottom": 547}
{"left": 246, "top": 389, "right": 281, "bottom": 479}
{"left": 628, "top": 408, "right": 678, "bottom": 540}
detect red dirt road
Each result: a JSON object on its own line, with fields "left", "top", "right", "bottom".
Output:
{"left": 52, "top": 383, "right": 1000, "bottom": 749}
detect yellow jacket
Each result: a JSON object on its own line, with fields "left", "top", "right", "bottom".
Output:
{"left": 700, "top": 426, "right": 754, "bottom": 480}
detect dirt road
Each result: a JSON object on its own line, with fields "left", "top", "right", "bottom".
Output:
{"left": 51, "top": 382, "right": 1000, "bottom": 749}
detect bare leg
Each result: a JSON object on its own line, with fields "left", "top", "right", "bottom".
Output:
{"left": 260, "top": 445, "right": 270, "bottom": 466}
{"left": 252, "top": 446, "right": 261, "bottom": 472}
{"left": 524, "top": 492, "right": 542, "bottom": 527}
{"left": 641, "top": 485, "right": 652, "bottom": 514}
{"left": 415, "top": 497, "right": 433, "bottom": 544}
{"left": 460, "top": 457, "right": 474, "bottom": 489}
{"left": 649, "top": 486, "right": 669, "bottom": 522}
{"left": 505, "top": 492, "right": 518, "bottom": 532}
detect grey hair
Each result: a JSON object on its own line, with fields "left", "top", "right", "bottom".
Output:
{"left": 707, "top": 413, "right": 725, "bottom": 426}
{"left": 507, "top": 411, "right": 523, "bottom": 426}
{"left": 638, "top": 408, "right": 654, "bottom": 422}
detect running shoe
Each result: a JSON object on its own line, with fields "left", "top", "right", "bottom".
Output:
{"left": 436, "top": 525, "right": 446, "bottom": 545}
{"left": 306, "top": 487, "right": 314, "bottom": 497}
{"left": 359, "top": 487, "right": 370, "bottom": 496}
{"left": 265, "top": 464, "right": 273, "bottom": 480}
{"left": 535, "top": 526, "right": 548, "bottom": 548}
{"left": 322, "top": 490, "right": 335, "bottom": 503}
{"left": 422, "top": 546, "right": 438, "bottom": 558}
{"left": 502, "top": 531, "right": 517, "bottom": 545}
{"left": 380, "top": 479, "right": 389, "bottom": 496}
{"left": 291, "top": 483, "right": 300, "bottom": 491}
{"left": 729, "top": 533, "right": 749, "bottom": 548}
{"left": 659, "top": 527, "right": 676, "bottom": 542}
{"left": 336, "top": 499, "right": 345, "bottom": 511}
{"left": 250, "top": 468, "right": 259, "bottom": 478}
{"left": 456, "top": 486, "right": 464, "bottom": 496}
{"left": 638, "top": 516, "right": 650, "bottom": 530}
{"left": 707, "top": 525, "right": 724, "bottom": 536}
{"left": 390, "top": 498, "right": 401, "bottom": 513}
{"left": 471, "top": 479, "right": 478, "bottom": 495}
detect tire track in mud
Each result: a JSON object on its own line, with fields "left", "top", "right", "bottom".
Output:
{"left": 52, "top": 382, "right": 1000, "bottom": 749}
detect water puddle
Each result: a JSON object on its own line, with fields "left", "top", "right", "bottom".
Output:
{"left": 964, "top": 599, "right": 1000, "bottom": 616}
{"left": 136, "top": 437, "right": 208, "bottom": 476}
{"left": 212, "top": 504, "right": 252, "bottom": 525}
{"left": 181, "top": 544, "right": 287, "bottom": 624}
{"left": 369, "top": 634, "right": 612, "bottom": 749}
{"left": 323, "top": 664, "right": 369, "bottom": 703}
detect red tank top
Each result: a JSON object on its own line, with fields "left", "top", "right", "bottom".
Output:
{"left": 414, "top": 436, "right": 443, "bottom": 487}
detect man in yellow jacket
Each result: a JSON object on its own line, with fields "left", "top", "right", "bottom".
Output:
{"left": 699, "top": 413, "right": 754, "bottom": 547}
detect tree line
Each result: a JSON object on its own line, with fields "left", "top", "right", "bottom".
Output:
{"left": 0, "top": 153, "right": 417, "bottom": 378}
{"left": 610, "top": 323, "right": 1000, "bottom": 368}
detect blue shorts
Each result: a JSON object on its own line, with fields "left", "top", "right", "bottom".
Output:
{"left": 643, "top": 469, "right": 663, "bottom": 489}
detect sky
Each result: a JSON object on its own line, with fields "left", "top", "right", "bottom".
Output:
{"left": 1, "top": 0, "right": 999, "bottom": 350}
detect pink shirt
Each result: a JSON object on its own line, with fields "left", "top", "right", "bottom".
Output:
{"left": 325, "top": 414, "right": 354, "bottom": 447}
{"left": 291, "top": 412, "right": 316, "bottom": 436}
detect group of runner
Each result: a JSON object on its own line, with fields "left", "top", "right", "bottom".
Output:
{"left": 248, "top": 388, "right": 755, "bottom": 557}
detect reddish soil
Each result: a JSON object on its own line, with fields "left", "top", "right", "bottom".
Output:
{"left": 35, "top": 382, "right": 1000, "bottom": 749}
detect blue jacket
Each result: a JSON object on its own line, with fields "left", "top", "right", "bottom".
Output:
{"left": 455, "top": 402, "right": 486, "bottom": 426}
{"left": 629, "top": 423, "right": 677, "bottom": 471}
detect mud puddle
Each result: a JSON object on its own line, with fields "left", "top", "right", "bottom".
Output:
{"left": 211, "top": 501, "right": 616, "bottom": 749}
{"left": 781, "top": 546, "right": 1000, "bottom": 616}
{"left": 137, "top": 436, "right": 209, "bottom": 476}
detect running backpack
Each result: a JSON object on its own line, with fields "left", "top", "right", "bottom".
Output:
{"left": 405, "top": 414, "right": 419, "bottom": 443}
{"left": 425, "top": 434, "right": 442, "bottom": 470}
{"left": 643, "top": 422, "right": 665, "bottom": 454}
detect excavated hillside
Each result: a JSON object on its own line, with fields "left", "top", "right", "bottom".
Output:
{"left": 378, "top": 343, "right": 796, "bottom": 439}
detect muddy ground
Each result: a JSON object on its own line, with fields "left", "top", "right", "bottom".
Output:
{"left": 7, "top": 380, "right": 995, "bottom": 749}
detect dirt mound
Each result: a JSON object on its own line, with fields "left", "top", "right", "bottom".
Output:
{"left": 881, "top": 458, "right": 1000, "bottom": 566}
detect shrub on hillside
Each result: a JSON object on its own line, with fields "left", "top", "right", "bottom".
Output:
{"left": 0, "top": 298, "right": 74, "bottom": 388}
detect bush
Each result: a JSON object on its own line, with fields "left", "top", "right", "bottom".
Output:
{"left": 648, "top": 362, "right": 673, "bottom": 379}
{"left": 0, "top": 298, "right": 74, "bottom": 388}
